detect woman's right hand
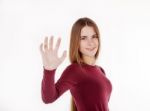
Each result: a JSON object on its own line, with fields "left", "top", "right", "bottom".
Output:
{"left": 39, "top": 36, "right": 67, "bottom": 70}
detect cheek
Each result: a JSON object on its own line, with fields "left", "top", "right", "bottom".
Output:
{"left": 95, "top": 39, "right": 99, "bottom": 46}
{"left": 79, "top": 41, "right": 86, "bottom": 53}
{"left": 79, "top": 41, "right": 86, "bottom": 49}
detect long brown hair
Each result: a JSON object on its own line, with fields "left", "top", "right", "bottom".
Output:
{"left": 69, "top": 17, "right": 101, "bottom": 111}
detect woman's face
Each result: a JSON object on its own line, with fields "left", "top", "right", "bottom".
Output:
{"left": 79, "top": 26, "right": 99, "bottom": 58}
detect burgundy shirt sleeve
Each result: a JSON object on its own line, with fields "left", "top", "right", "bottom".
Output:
{"left": 41, "top": 66, "right": 74, "bottom": 104}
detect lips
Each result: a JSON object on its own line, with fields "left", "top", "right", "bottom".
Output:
{"left": 86, "top": 47, "right": 96, "bottom": 51}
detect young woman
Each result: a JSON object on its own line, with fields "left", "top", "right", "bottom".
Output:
{"left": 39, "top": 17, "right": 112, "bottom": 111}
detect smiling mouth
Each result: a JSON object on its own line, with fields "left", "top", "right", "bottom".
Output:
{"left": 86, "top": 47, "right": 96, "bottom": 51}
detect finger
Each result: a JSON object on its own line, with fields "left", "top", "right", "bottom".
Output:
{"left": 54, "top": 37, "right": 61, "bottom": 52}
{"left": 44, "top": 37, "right": 48, "bottom": 50}
{"left": 39, "top": 43, "right": 44, "bottom": 54}
{"left": 60, "top": 50, "right": 67, "bottom": 62}
{"left": 49, "top": 36, "right": 54, "bottom": 50}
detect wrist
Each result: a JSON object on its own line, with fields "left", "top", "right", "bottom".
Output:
{"left": 43, "top": 66, "right": 56, "bottom": 71}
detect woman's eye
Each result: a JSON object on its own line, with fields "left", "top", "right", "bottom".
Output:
{"left": 93, "top": 35, "right": 98, "bottom": 38}
{"left": 80, "top": 35, "right": 98, "bottom": 40}
{"left": 80, "top": 36, "right": 86, "bottom": 40}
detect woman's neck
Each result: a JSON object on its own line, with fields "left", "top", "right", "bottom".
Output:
{"left": 82, "top": 56, "right": 96, "bottom": 66}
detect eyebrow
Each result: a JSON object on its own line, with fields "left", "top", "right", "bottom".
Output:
{"left": 80, "top": 34, "right": 97, "bottom": 37}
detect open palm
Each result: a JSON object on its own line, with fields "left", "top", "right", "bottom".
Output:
{"left": 40, "top": 36, "right": 67, "bottom": 70}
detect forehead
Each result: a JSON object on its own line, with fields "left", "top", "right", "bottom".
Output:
{"left": 80, "top": 26, "right": 96, "bottom": 36}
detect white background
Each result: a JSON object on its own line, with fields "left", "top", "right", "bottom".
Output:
{"left": 0, "top": 0, "right": 150, "bottom": 111}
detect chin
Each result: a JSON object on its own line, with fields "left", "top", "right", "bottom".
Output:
{"left": 84, "top": 53, "right": 97, "bottom": 57}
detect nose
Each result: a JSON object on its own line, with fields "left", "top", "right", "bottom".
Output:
{"left": 87, "top": 38, "right": 94, "bottom": 46}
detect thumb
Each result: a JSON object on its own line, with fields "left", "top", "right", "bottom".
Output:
{"left": 60, "top": 50, "right": 67, "bottom": 62}
{"left": 39, "top": 43, "right": 44, "bottom": 55}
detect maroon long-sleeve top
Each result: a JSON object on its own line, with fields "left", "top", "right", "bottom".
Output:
{"left": 41, "top": 63, "right": 112, "bottom": 111}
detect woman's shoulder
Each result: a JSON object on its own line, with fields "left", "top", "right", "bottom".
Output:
{"left": 66, "top": 63, "right": 81, "bottom": 70}
{"left": 63, "top": 63, "right": 85, "bottom": 73}
{"left": 60, "top": 63, "right": 81, "bottom": 79}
